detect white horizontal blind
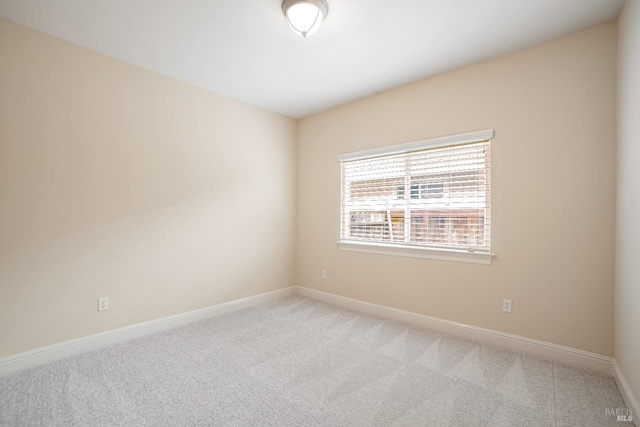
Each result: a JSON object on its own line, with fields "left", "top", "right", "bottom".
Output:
{"left": 340, "top": 138, "right": 491, "bottom": 253}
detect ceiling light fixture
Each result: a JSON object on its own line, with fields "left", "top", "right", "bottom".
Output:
{"left": 282, "top": 0, "right": 329, "bottom": 38}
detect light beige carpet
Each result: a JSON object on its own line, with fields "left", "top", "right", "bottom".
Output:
{"left": 0, "top": 295, "right": 629, "bottom": 426}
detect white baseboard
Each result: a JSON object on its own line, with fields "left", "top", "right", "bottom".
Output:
{"left": 0, "top": 285, "right": 618, "bottom": 379}
{"left": 0, "top": 287, "right": 294, "bottom": 378}
{"left": 613, "top": 359, "right": 640, "bottom": 418}
{"left": 294, "top": 286, "right": 613, "bottom": 374}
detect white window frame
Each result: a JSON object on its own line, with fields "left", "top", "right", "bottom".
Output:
{"left": 337, "top": 129, "right": 495, "bottom": 265}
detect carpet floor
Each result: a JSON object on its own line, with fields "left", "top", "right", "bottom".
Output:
{"left": 0, "top": 295, "right": 629, "bottom": 426}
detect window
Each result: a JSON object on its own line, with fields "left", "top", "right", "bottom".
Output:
{"left": 338, "top": 129, "right": 493, "bottom": 264}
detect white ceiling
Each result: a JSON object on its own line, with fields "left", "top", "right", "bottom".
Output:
{"left": 0, "top": 0, "right": 625, "bottom": 118}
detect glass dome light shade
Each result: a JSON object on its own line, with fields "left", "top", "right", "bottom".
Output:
{"left": 282, "top": 0, "right": 329, "bottom": 37}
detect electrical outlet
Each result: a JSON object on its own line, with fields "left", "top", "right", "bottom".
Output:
{"left": 322, "top": 270, "right": 327, "bottom": 280}
{"left": 98, "top": 297, "right": 109, "bottom": 311}
{"left": 502, "top": 299, "right": 512, "bottom": 313}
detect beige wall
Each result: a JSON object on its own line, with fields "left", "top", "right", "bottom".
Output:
{"left": 0, "top": 17, "right": 297, "bottom": 358}
{"left": 616, "top": 0, "right": 640, "bottom": 407}
{"left": 0, "top": 14, "right": 620, "bottom": 362}
{"left": 297, "top": 22, "right": 617, "bottom": 356}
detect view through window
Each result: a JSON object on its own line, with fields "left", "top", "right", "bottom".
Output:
{"left": 340, "top": 136, "right": 491, "bottom": 253}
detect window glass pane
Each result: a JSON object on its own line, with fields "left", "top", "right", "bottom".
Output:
{"left": 341, "top": 139, "right": 491, "bottom": 253}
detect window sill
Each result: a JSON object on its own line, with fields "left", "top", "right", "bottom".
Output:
{"left": 337, "top": 240, "right": 495, "bottom": 265}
